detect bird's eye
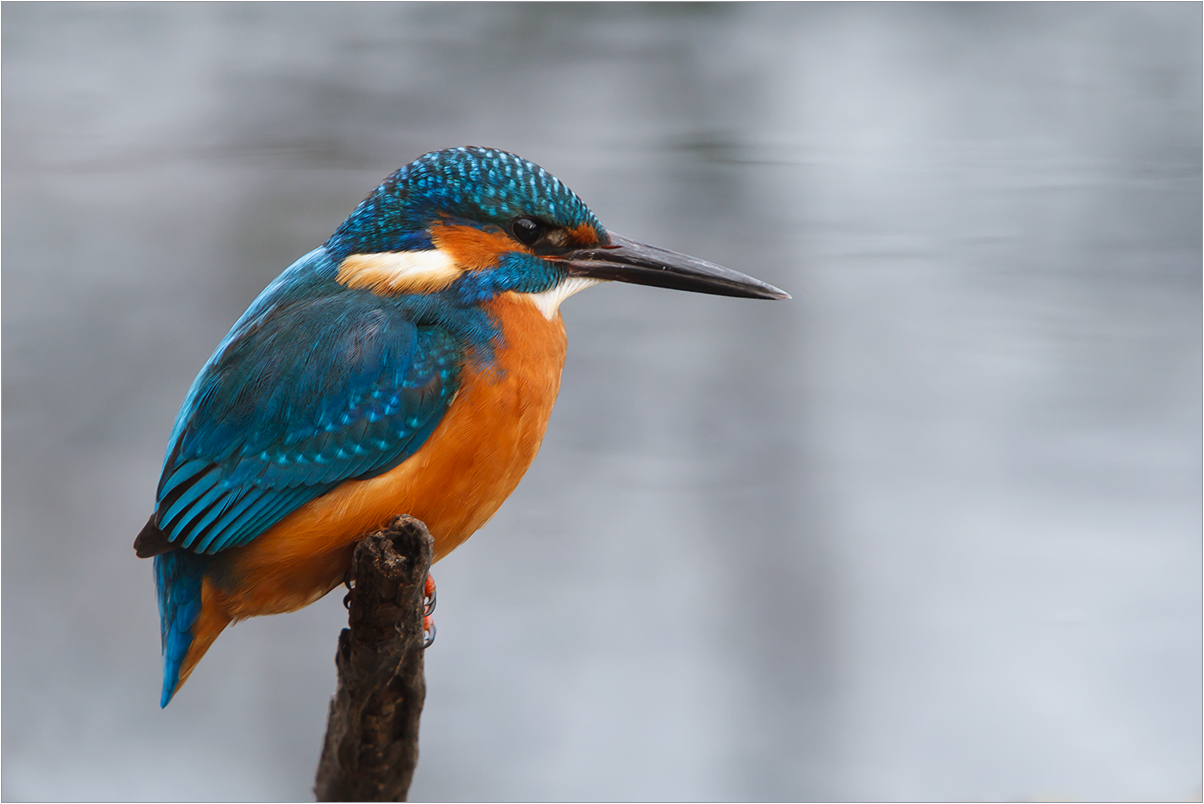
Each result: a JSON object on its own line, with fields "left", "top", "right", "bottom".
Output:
{"left": 511, "top": 217, "right": 545, "bottom": 247}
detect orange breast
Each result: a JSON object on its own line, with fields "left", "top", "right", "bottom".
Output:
{"left": 205, "top": 292, "right": 568, "bottom": 622}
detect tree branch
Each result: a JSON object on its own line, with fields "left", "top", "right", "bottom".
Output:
{"left": 314, "top": 515, "right": 433, "bottom": 802}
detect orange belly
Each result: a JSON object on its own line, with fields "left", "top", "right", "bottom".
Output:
{"left": 177, "top": 293, "right": 567, "bottom": 688}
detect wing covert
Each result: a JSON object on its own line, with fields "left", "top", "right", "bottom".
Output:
{"left": 153, "top": 291, "right": 461, "bottom": 556}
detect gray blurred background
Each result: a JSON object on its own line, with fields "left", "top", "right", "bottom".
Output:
{"left": 3, "top": 3, "right": 1200, "bottom": 801}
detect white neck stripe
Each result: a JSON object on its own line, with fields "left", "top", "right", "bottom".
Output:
{"left": 337, "top": 250, "right": 461, "bottom": 294}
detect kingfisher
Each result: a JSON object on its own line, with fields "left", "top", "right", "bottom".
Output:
{"left": 134, "top": 146, "right": 787, "bottom": 707}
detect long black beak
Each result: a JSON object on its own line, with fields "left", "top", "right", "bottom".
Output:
{"left": 561, "top": 233, "right": 790, "bottom": 300}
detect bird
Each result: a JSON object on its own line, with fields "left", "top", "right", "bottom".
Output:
{"left": 134, "top": 146, "right": 788, "bottom": 707}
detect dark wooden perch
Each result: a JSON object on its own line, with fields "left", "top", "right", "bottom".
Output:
{"left": 314, "top": 515, "right": 433, "bottom": 802}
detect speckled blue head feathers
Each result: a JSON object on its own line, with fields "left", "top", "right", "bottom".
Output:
{"left": 326, "top": 146, "right": 607, "bottom": 261}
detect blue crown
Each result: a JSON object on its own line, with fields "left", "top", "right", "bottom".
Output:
{"left": 327, "top": 147, "right": 605, "bottom": 260}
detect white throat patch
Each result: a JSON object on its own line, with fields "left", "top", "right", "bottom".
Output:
{"left": 524, "top": 276, "right": 603, "bottom": 320}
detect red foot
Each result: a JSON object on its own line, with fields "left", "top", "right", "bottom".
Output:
{"left": 422, "top": 573, "right": 436, "bottom": 648}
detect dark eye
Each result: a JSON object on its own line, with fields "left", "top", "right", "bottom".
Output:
{"left": 511, "top": 217, "right": 545, "bottom": 247}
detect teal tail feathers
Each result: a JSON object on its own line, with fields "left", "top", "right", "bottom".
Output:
{"left": 154, "top": 550, "right": 212, "bottom": 707}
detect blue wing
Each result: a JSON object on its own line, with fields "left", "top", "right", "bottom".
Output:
{"left": 151, "top": 263, "right": 461, "bottom": 557}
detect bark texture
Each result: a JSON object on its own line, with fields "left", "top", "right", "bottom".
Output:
{"left": 314, "top": 515, "right": 432, "bottom": 802}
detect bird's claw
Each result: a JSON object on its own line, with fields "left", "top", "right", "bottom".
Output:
{"left": 423, "top": 574, "right": 436, "bottom": 617}
{"left": 422, "top": 573, "right": 436, "bottom": 648}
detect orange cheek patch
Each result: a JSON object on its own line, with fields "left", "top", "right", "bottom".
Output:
{"left": 565, "top": 223, "right": 601, "bottom": 247}
{"left": 430, "top": 223, "right": 529, "bottom": 271}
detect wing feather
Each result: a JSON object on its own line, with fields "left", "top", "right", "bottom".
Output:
{"left": 153, "top": 281, "right": 461, "bottom": 557}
